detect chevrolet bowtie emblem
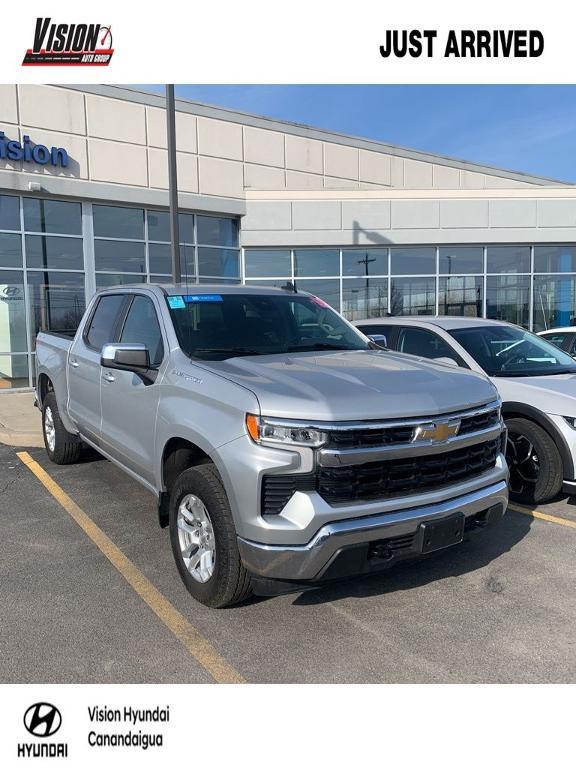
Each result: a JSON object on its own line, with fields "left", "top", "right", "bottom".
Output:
{"left": 414, "top": 419, "right": 461, "bottom": 443}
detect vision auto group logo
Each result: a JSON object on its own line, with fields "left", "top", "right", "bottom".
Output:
{"left": 18, "top": 703, "right": 68, "bottom": 758}
{"left": 22, "top": 18, "right": 113, "bottom": 66}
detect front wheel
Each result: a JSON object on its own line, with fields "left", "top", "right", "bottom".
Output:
{"left": 169, "top": 464, "right": 252, "bottom": 608}
{"left": 505, "top": 417, "right": 563, "bottom": 504}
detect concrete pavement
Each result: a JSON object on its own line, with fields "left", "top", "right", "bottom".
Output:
{"left": 0, "top": 392, "right": 43, "bottom": 448}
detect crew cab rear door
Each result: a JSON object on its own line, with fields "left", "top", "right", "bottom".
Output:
{"left": 68, "top": 293, "right": 128, "bottom": 443}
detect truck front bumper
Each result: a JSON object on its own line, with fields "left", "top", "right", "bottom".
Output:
{"left": 237, "top": 479, "right": 508, "bottom": 583}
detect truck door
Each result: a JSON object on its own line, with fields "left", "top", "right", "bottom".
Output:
{"left": 99, "top": 293, "right": 166, "bottom": 486}
{"left": 68, "top": 293, "right": 128, "bottom": 444}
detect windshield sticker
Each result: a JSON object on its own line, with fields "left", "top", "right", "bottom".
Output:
{"left": 183, "top": 294, "right": 223, "bottom": 303}
{"left": 167, "top": 296, "right": 186, "bottom": 309}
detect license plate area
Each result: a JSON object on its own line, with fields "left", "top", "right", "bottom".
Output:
{"left": 418, "top": 512, "right": 465, "bottom": 554}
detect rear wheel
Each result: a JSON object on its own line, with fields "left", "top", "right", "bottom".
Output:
{"left": 505, "top": 417, "right": 563, "bottom": 504}
{"left": 169, "top": 464, "right": 252, "bottom": 608}
{"left": 42, "top": 392, "right": 82, "bottom": 465}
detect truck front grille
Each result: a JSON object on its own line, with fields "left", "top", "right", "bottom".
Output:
{"left": 261, "top": 437, "right": 500, "bottom": 513}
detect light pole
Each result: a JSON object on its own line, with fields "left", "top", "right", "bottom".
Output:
{"left": 166, "top": 85, "right": 181, "bottom": 284}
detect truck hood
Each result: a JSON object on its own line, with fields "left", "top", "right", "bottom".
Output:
{"left": 494, "top": 373, "right": 576, "bottom": 418}
{"left": 208, "top": 350, "right": 498, "bottom": 421}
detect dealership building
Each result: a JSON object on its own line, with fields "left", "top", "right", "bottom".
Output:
{"left": 2, "top": 83, "right": 576, "bottom": 389}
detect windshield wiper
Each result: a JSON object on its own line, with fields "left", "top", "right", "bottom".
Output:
{"left": 192, "top": 347, "right": 264, "bottom": 357}
{"left": 287, "top": 342, "right": 360, "bottom": 352}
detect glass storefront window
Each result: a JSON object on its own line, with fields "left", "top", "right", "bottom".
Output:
{"left": 197, "top": 216, "right": 238, "bottom": 247}
{"left": 246, "top": 279, "right": 292, "bottom": 289}
{"left": 27, "top": 271, "right": 85, "bottom": 342}
{"left": 342, "top": 248, "right": 387, "bottom": 277}
{"left": 25, "top": 235, "right": 84, "bottom": 271}
{"left": 297, "top": 279, "right": 341, "bottom": 311}
{"left": 0, "top": 195, "right": 20, "bottom": 231}
{"left": 147, "top": 210, "right": 195, "bottom": 243}
{"left": 439, "top": 276, "right": 483, "bottom": 317}
{"left": 198, "top": 247, "right": 240, "bottom": 279}
{"left": 390, "top": 277, "right": 436, "bottom": 315}
{"left": 533, "top": 276, "right": 576, "bottom": 332}
{"left": 486, "top": 275, "right": 530, "bottom": 327}
{"left": 93, "top": 205, "right": 145, "bottom": 240}
{"left": 342, "top": 278, "right": 387, "bottom": 320}
{"left": 439, "top": 247, "right": 483, "bottom": 275}
{"left": 95, "top": 240, "right": 146, "bottom": 273}
{"left": 23, "top": 199, "right": 82, "bottom": 235}
{"left": 0, "top": 233, "right": 22, "bottom": 268}
{"left": 96, "top": 273, "right": 146, "bottom": 288}
{"left": 245, "top": 249, "right": 291, "bottom": 278}
{"left": 0, "top": 354, "right": 29, "bottom": 389}
{"left": 487, "top": 246, "right": 530, "bottom": 274}
{"left": 294, "top": 249, "right": 339, "bottom": 277}
{"left": 534, "top": 246, "right": 576, "bottom": 274}
{"left": 391, "top": 247, "right": 436, "bottom": 276}
{"left": 0, "top": 270, "right": 27, "bottom": 353}
{"left": 148, "top": 243, "right": 195, "bottom": 277}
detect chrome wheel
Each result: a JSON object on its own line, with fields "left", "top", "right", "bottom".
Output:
{"left": 506, "top": 431, "right": 539, "bottom": 496}
{"left": 176, "top": 494, "right": 216, "bottom": 583}
{"left": 44, "top": 406, "right": 56, "bottom": 453}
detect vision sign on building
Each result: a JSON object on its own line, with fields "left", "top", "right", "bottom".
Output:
{"left": 0, "top": 132, "right": 68, "bottom": 167}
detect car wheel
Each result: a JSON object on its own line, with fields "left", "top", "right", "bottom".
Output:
{"left": 169, "top": 464, "right": 252, "bottom": 608}
{"left": 505, "top": 417, "right": 563, "bottom": 504}
{"left": 42, "top": 392, "right": 82, "bottom": 465}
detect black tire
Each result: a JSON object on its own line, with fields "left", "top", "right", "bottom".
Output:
{"left": 42, "top": 392, "right": 82, "bottom": 465}
{"left": 505, "top": 417, "right": 563, "bottom": 504}
{"left": 169, "top": 464, "right": 252, "bottom": 608}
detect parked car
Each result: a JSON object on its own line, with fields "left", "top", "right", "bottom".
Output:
{"left": 355, "top": 316, "right": 576, "bottom": 504}
{"left": 35, "top": 285, "right": 507, "bottom": 607}
{"left": 537, "top": 327, "right": 576, "bottom": 359}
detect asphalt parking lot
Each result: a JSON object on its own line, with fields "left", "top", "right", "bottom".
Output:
{"left": 1, "top": 440, "right": 575, "bottom": 684}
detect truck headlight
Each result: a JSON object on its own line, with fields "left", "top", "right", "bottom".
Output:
{"left": 563, "top": 416, "right": 576, "bottom": 429}
{"left": 245, "top": 414, "right": 327, "bottom": 448}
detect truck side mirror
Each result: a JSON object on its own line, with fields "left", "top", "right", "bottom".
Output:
{"left": 367, "top": 334, "right": 388, "bottom": 349}
{"left": 101, "top": 343, "right": 150, "bottom": 372}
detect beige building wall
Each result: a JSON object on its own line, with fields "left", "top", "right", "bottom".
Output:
{"left": 0, "top": 85, "right": 559, "bottom": 205}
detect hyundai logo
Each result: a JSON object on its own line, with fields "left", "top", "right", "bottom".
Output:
{"left": 23, "top": 703, "right": 62, "bottom": 738}
{"left": 2, "top": 286, "right": 19, "bottom": 297}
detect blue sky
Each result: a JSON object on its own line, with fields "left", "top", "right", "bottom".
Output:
{"left": 139, "top": 85, "right": 576, "bottom": 183}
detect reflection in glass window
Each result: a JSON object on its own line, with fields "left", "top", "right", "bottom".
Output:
{"left": 0, "top": 233, "right": 22, "bottom": 268}
{"left": 0, "top": 354, "right": 29, "bottom": 389}
{"left": 342, "top": 249, "right": 387, "bottom": 277}
{"left": 27, "top": 271, "right": 85, "bottom": 342}
{"left": 0, "top": 195, "right": 20, "bottom": 231}
{"left": 533, "top": 276, "right": 576, "bottom": 332}
{"left": 487, "top": 246, "right": 530, "bottom": 274}
{"left": 534, "top": 246, "right": 576, "bottom": 274}
{"left": 391, "top": 247, "right": 436, "bottom": 276}
{"left": 96, "top": 273, "right": 146, "bottom": 288}
{"left": 439, "top": 247, "right": 483, "bottom": 275}
{"left": 147, "top": 210, "right": 194, "bottom": 243}
{"left": 297, "top": 279, "right": 341, "bottom": 311}
{"left": 486, "top": 275, "right": 529, "bottom": 327}
{"left": 23, "top": 199, "right": 82, "bottom": 235}
{"left": 294, "top": 250, "right": 339, "bottom": 277}
{"left": 245, "top": 279, "right": 292, "bottom": 289}
{"left": 197, "top": 216, "right": 238, "bottom": 247}
{"left": 245, "top": 249, "right": 291, "bottom": 278}
{"left": 94, "top": 240, "right": 145, "bottom": 273}
{"left": 148, "top": 243, "right": 195, "bottom": 277}
{"left": 439, "top": 276, "right": 483, "bottom": 317}
{"left": 198, "top": 247, "right": 239, "bottom": 278}
{"left": 26, "top": 235, "right": 84, "bottom": 270}
{"left": 390, "top": 277, "right": 436, "bottom": 315}
{"left": 0, "top": 270, "right": 27, "bottom": 353}
{"left": 93, "top": 205, "right": 144, "bottom": 240}
{"left": 342, "top": 278, "right": 387, "bottom": 320}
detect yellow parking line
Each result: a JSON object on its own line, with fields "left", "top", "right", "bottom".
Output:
{"left": 17, "top": 451, "right": 245, "bottom": 684}
{"left": 508, "top": 502, "right": 576, "bottom": 529}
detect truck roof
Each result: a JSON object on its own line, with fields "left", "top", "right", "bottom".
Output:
{"left": 98, "top": 282, "right": 299, "bottom": 297}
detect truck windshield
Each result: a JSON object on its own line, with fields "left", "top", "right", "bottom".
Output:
{"left": 166, "top": 292, "right": 370, "bottom": 359}
{"left": 450, "top": 324, "right": 576, "bottom": 377}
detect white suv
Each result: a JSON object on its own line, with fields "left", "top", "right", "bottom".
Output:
{"left": 356, "top": 316, "right": 576, "bottom": 504}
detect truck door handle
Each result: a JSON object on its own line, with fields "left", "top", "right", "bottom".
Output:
{"left": 69, "top": 359, "right": 79, "bottom": 368}
{"left": 103, "top": 372, "right": 115, "bottom": 383}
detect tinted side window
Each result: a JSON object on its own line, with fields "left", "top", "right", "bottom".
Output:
{"left": 120, "top": 296, "right": 164, "bottom": 366}
{"left": 85, "top": 294, "right": 126, "bottom": 351}
{"left": 398, "top": 327, "right": 461, "bottom": 364}
{"left": 542, "top": 332, "right": 569, "bottom": 350}
{"left": 357, "top": 324, "right": 396, "bottom": 340}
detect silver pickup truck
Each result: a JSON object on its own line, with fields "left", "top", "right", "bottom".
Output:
{"left": 35, "top": 284, "right": 508, "bottom": 607}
